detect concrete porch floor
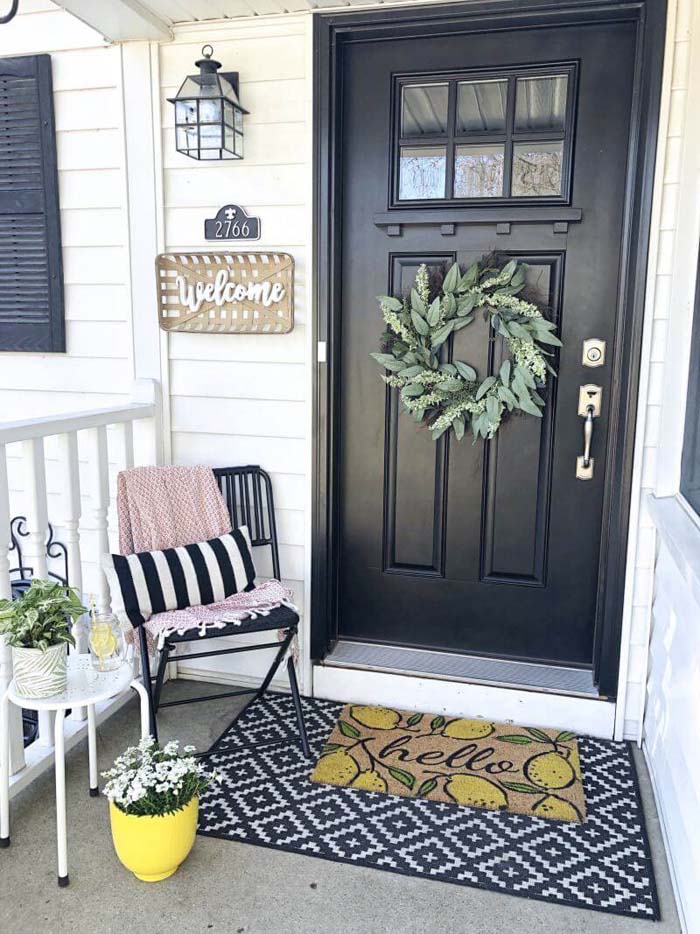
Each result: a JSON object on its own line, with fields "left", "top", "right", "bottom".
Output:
{"left": 0, "top": 680, "right": 681, "bottom": 934}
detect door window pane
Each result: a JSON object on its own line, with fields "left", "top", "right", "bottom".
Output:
{"left": 454, "top": 144, "right": 504, "bottom": 198}
{"left": 399, "top": 146, "right": 446, "bottom": 199}
{"left": 457, "top": 80, "right": 507, "bottom": 133}
{"left": 512, "top": 141, "right": 563, "bottom": 197}
{"left": 515, "top": 75, "right": 568, "bottom": 132}
{"left": 401, "top": 84, "right": 449, "bottom": 137}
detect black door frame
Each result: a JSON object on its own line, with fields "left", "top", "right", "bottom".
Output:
{"left": 312, "top": 0, "right": 667, "bottom": 697}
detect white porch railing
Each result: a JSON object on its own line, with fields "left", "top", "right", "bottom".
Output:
{"left": 0, "top": 379, "right": 161, "bottom": 786}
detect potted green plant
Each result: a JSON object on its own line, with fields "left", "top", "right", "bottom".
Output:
{"left": 103, "top": 737, "right": 217, "bottom": 882}
{"left": 0, "top": 580, "right": 86, "bottom": 698}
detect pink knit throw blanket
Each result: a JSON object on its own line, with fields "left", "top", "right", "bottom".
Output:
{"left": 143, "top": 579, "right": 297, "bottom": 647}
{"left": 116, "top": 466, "right": 297, "bottom": 645}
{"left": 117, "top": 465, "right": 231, "bottom": 555}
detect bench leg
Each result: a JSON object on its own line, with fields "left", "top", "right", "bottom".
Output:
{"left": 138, "top": 627, "right": 158, "bottom": 741}
{"left": 253, "top": 627, "right": 294, "bottom": 701}
{"left": 153, "top": 644, "right": 170, "bottom": 711}
{"left": 54, "top": 708, "right": 69, "bottom": 887}
{"left": 287, "top": 656, "right": 310, "bottom": 759}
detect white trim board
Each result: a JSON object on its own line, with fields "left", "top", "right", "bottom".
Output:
{"left": 313, "top": 663, "right": 616, "bottom": 739}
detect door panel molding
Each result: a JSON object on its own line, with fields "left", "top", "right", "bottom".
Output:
{"left": 481, "top": 253, "right": 563, "bottom": 587}
{"left": 312, "top": 0, "right": 668, "bottom": 698}
{"left": 383, "top": 254, "right": 453, "bottom": 577}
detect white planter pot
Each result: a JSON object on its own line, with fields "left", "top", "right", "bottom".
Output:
{"left": 13, "top": 643, "right": 68, "bottom": 698}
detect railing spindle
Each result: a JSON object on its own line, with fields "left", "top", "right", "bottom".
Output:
{"left": 22, "top": 439, "right": 55, "bottom": 747}
{"left": 59, "top": 431, "right": 87, "bottom": 723}
{"left": 22, "top": 438, "right": 49, "bottom": 580}
{"left": 119, "top": 420, "right": 134, "bottom": 471}
{"left": 87, "top": 426, "right": 110, "bottom": 616}
{"left": 0, "top": 443, "right": 25, "bottom": 774}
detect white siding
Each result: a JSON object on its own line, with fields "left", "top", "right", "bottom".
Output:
{"left": 644, "top": 498, "right": 700, "bottom": 934}
{"left": 157, "top": 17, "right": 312, "bottom": 685}
{"left": 0, "top": 4, "right": 136, "bottom": 599}
{"left": 0, "top": 6, "right": 133, "bottom": 415}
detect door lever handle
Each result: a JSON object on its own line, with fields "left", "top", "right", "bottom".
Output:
{"left": 582, "top": 404, "right": 594, "bottom": 468}
{"left": 576, "top": 401, "right": 598, "bottom": 480}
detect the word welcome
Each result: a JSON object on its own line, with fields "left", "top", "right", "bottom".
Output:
{"left": 176, "top": 268, "right": 286, "bottom": 313}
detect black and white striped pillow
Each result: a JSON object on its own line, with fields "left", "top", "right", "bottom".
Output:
{"left": 101, "top": 528, "right": 256, "bottom": 629}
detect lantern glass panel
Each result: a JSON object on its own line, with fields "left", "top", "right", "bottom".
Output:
{"left": 234, "top": 108, "right": 243, "bottom": 132}
{"left": 225, "top": 127, "right": 235, "bottom": 153}
{"left": 234, "top": 131, "right": 244, "bottom": 158}
{"left": 224, "top": 101, "right": 235, "bottom": 127}
{"left": 176, "top": 100, "right": 197, "bottom": 125}
{"left": 176, "top": 126, "right": 198, "bottom": 153}
{"left": 199, "top": 123, "right": 223, "bottom": 150}
{"left": 199, "top": 98, "right": 222, "bottom": 124}
{"left": 219, "top": 76, "right": 240, "bottom": 105}
{"left": 178, "top": 76, "right": 202, "bottom": 98}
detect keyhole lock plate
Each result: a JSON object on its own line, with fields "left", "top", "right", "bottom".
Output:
{"left": 582, "top": 338, "right": 606, "bottom": 368}
{"left": 578, "top": 384, "right": 602, "bottom": 418}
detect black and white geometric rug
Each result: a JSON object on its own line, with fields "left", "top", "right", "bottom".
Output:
{"left": 198, "top": 694, "right": 660, "bottom": 920}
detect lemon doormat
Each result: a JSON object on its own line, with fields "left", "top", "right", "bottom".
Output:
{"left": 310, "top": 704, "right": 586, "bottom": 822}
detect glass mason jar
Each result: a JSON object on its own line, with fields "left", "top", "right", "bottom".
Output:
{"left": 88, "top": 613, "right": 125, "bottom": 672}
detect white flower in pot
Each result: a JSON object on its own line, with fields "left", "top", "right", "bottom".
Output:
{"left": 102, "top": 737, "right": 218, "bottom": 882}
{"left": 0, "top": 580, "right": 86, "bottom": 698}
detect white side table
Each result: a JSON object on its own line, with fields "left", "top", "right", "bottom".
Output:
{"left": 0, "top": 653, "right": 151, "bottom": 887}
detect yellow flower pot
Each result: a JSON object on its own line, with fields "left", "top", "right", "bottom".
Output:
{"left": 109, "top": 796, "right": 198, "bottom": 882}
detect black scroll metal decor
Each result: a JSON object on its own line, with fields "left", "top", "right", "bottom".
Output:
{"left": 7, "top": 516, "right": 70, "bottom": 746}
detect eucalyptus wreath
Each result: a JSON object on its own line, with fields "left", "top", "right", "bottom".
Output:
{"left": 371, "top": 258, "right": 562, "bottom": 441}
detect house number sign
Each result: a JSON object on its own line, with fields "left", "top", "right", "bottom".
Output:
{"left": 156, "top": 252, "right": 294, "bottom": 334}
{"left": 204, "top": 204, "right": 261, "bottom": 241}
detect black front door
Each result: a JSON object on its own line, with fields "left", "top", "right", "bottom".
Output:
{"left": 320, "top": 7, "right": 659, "bottom": 679}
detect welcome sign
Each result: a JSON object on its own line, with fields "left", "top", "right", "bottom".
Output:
{"left": 155, "top": 252, "right": 294, "bottom": 334}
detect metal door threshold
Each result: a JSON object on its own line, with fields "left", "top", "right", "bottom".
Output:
{"left": 323, "top": 641, "right": 598, "bottom": 698}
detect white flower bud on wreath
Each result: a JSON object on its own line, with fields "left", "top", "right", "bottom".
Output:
{"left": 371, "top": 259, "right": 562, "bottom": 441}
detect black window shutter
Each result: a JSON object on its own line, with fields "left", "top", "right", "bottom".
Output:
{"left": 0, "top": 54, "right": 64, "bottom": 353}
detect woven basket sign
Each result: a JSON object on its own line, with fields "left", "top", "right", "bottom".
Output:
{"left": 156, "top": 252, "right": 294, "bottom": 334}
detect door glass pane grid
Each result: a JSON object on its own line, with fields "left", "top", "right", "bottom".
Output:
{"left": 395, "top": 67, "right": 573, "bottom": 203}
{"left": 401, "top": 83, "right": 449, "bottom": 137}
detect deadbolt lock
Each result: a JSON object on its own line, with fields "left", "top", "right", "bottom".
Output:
{"left": 582, "top": 338, "right": 606, "bottom": 368}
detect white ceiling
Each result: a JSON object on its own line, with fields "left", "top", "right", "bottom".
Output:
{"left": 55, "top": 0, "right": 438, "bottom": 42}
{"left": 136, "top": 0, "right": 433, "bottom": 25}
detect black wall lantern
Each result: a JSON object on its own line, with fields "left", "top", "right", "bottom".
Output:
{"left": 168, "top": 45, "right": 248, "bottom": 161}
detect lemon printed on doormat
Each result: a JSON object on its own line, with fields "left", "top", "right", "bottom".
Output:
{"left": 310, "top": 704, "right": 586, "bottom": 823}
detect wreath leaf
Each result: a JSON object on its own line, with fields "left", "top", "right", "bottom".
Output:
{"left": 431, "top": 321, "right": 455, "bottom": 348}
{"left": 377, "top": 295, "right": 403, "bottom": 311}
{"left": 475, "top": 376, "right": 497, "bottom": 400}
{"left": 443, "top": 262, "right": 461, "bottom": 293}
{"left": 411, "top": 310, "right": 429, "bottom": 336}
{"left": 454, "top": 360, "right": 477, "bottom": 382}
{"left": 427, "top": 297, "right": 442, "bottom": 327}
